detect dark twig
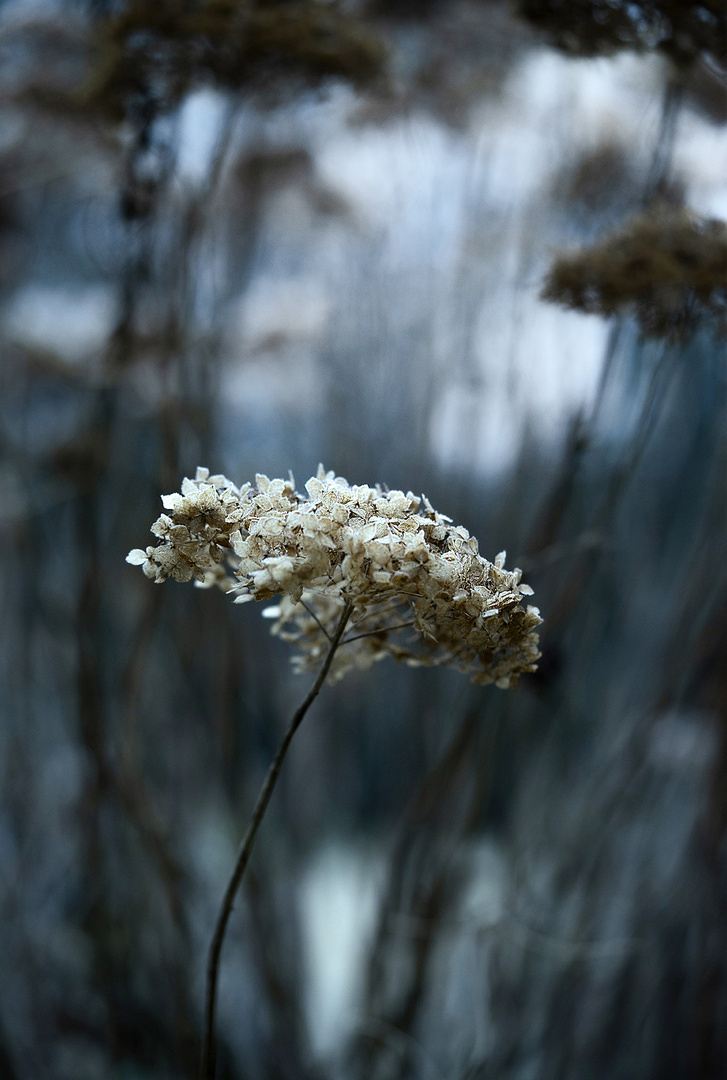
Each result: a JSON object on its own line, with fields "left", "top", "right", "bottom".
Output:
{"left": 200, "top": 599, "right": 353, "bottom": 1080}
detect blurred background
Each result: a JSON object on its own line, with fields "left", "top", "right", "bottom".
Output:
{"left": 1, "top": 1, "right": 726, "bottom": 1077}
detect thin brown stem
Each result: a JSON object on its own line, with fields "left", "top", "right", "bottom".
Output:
{"left": 200, "top": 599, "right": 353, "bottom": 1080}
{"left": 343, "top": 621, "right": 415, "bottom": 645}
{"left": 300, "top": 598, "right": 333, "bottom": 642}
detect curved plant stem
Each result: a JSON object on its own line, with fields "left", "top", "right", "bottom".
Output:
{"left": 200, "top": 599, "right": 353, "bottom": 1080}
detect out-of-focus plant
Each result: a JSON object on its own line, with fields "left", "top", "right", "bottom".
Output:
{"left": 516, "top": 0, "right": 726, "bottom": 69}
{"left": 541, "top": 206, "right": 727, "bottom": 340}
{"left": 82, "top": 0, "right": 388, "bottom": 122}
{"left": 127, "top": 464, "right": 542, "bottom": 1078}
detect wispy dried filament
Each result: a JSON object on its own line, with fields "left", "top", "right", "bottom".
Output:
{"left": 128, "top": 466, "right": 542, "bottom": 688}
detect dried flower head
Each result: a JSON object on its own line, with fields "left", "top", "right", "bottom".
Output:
{"left": 127, "top": 466, "right": 542, "bottom": 688}
{"left": 541, "top": 207, "right": 727, "bottom": 339}
{"left": 516, "top": 1, "right": 726, "bottom": 69}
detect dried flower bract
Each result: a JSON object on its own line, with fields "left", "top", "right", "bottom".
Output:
{"left": 128, "top": 466, "right": 542, "bottom": 688}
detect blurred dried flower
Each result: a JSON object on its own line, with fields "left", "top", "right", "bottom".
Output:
{"left": 83, "top": 0, "right": 388, "bottom": 122}
{"left": 516, "top": 1, "right": 726, "bottom": 69}
{"left": 541, "top": 207, "right": 727, "bottom": 339}
{"left": 128, "top": 465, "right": 542, "bottom": 688}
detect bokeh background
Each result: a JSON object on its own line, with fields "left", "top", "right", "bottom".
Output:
{"left": 1, "top": 2, "right": 726, "bottom": 1078}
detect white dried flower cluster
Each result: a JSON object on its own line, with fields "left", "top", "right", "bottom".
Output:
{"left": 126, "top": 468, "right": 241, "bottom": 589}
{"left": 127, "top": 466, "right": 542, "bottom": 688}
